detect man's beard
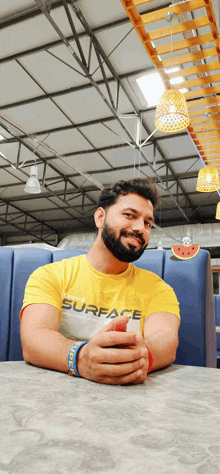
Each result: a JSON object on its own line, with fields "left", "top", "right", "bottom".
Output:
{"left": 101, "top": 222, "right": 147, "bottom": 263}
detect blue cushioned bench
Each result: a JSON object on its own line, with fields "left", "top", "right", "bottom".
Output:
{"left": 0, "top": 247, "right": 216, "bottom": 367}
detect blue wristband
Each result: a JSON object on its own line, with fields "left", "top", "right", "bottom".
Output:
{"left": 67, "top": 341, "right": 88, "bottom": 377}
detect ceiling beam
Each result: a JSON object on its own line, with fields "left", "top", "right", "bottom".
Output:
{"left": 0, "top": 1, "right": 64, "bottom": 28}
{"left": 34, "top": 0, "right": 198, "bottom": 222}
{"left": 0, "top": 67, "right": 156, "bottom": 111}
{"left": 0, "top": 155, "right": 200, "bottom": 195}
{"left": 0, "top": 1, "right": 170, "bottom": 63}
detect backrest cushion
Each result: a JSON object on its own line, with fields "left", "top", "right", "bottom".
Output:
{"left": 134, "top": 250, "right": 165, "bottom": 278}
{"left": 163, "top": 249, "right": 214, "bottom": 367}
{"left": 52, "top": 248, "right": 86, "bottom": 262}
{"left": 215, "top": 295, "right": 220, "bottom": 353}
{"left": 0, "top": 248, "right": 14, "bottom": 361}
{"left": 9, "top": 248, "right": 52, "bottom": 361}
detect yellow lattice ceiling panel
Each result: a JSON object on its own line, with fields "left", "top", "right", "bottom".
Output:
{"left": 120, "top": 0, "right": 220, "bottom": 173}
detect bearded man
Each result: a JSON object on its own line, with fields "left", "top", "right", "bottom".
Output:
{"left": 20, "top": 178, "right": 180, "bottom": 385}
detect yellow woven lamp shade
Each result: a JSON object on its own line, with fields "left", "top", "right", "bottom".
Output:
{"left": 155, "top": 89, "right": 190, "bottom": 133}
{"left": 216, "top": 202, "right": 220, "bottom": 220}
{"left": 196, "top": 166, "right": 220, "bottom": 192}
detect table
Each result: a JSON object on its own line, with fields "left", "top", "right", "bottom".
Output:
{"left": 1, "top": 362, "right": 220, "bottom": 474}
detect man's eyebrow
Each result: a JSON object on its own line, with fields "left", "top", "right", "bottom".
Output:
{"left": 123, "top": 207, "right": 138, "bottom": 213}
{"left": 123, "top": 207, "right": 154, "bottom": 222}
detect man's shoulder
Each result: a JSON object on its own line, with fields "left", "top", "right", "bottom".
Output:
{"left": 132, "top": 264, "right": 162, "bottom": 281}
{"left": 31, "top": 254, "right": 84, "bottom": 276}
{"left": 131, "top": 265, "right": 176, "bottom": 298}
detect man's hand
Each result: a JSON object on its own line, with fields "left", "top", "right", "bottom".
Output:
{"left": 77, "top": 315, "right": 149, "bottom": 385}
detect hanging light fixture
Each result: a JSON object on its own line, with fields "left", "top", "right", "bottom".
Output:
{"left": 154, "top": 11, "right": 190, "bottom": 133}
{"left": 196, "top": 166, "right": 220, "bottom": 192}
{"left": 24, "top": 165, "right": 41, "bottom": 194}
{"left": 155, "top": 89, "right": 189, "bottom": 132}
{"left": 216, "top": 202, "right": 220, "bottom": 220}
{"left": 196, "top": 113, "right": 220, "bottom": 192}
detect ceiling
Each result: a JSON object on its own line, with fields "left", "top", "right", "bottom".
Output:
{"left": 0, "top": 0, "right": 219, "bottom": 246}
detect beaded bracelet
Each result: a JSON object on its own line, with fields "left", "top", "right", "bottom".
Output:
{"left": 146, "top": 345, "right": 153, "bottom": 373}
{"left": 67, "top": 341, "right": 88, "bottom": 377}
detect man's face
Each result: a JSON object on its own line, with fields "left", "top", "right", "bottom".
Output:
{"left": 100, "top": 193, "right": 154, "bottom": 262}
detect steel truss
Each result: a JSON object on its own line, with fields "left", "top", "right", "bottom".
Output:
{"left": 0, "top": 0, "right": 205, "bottom": 243}
{"left": 33, "top": 0, "right": 200, "bottom": 220}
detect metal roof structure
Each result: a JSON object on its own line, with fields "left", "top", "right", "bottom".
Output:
{"left": 0, "top": 0, "right": 219, "bottom": 246}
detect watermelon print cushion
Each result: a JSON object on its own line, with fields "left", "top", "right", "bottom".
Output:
{"left": 171, "top": 244, "right": 200, "bottom": 260}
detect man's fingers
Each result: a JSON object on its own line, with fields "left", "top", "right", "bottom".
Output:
{"left": 95, "top": 368, "right": 144, "bottom": 386}
{"left": 106, "top": 357, "right": 145, "bottom": 376}
{"left": 94, "top": 329, "right": 138, "bottom": 348}
{"left": 99, "top": 346, "right": 144, "bottom": 364}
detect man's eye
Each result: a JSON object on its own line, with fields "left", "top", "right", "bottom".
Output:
{"left": 145, "top": 222, "right": 151, "bottom": 227}
{"left": 125, "top": 213, "right": 133, "bottom": 218}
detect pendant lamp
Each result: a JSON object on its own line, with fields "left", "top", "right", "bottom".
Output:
{"left": 216, "top": 202, "right": 220, "bottom": 220}
{"left": 196, "top": 166, "right": 220, "bottom": 193}
{"left": 154, "top": 11, "right": 189, "bottom": 133}
{"left": 196, "top": 113, "right": 220, "bottom": 192}
{"left": 155, "top": 89, "right": 189, "bottom": 132}
{"left": 24, "top": 165, "right": 41, "bottom": 194}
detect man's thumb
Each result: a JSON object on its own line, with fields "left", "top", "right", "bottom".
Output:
{"left": 101, "top": 315, "right": 129, "bottom": 332}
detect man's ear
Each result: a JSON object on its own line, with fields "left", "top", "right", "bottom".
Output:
{"left": 94, "top": 207, "right": 106, "bottom": 229}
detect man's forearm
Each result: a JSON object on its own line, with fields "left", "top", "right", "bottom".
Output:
{"left": 21, "top": 328, "right": 75, "bottom": 373}
{"left": 21, "top": 318, "right": 149, "bottom": 385}
{"left": 144, "top": 329, "right": 179, "bottom": 372}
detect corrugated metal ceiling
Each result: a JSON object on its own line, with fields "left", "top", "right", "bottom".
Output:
{"left": 0, "top": 0, "right": 219, "bottom": 246}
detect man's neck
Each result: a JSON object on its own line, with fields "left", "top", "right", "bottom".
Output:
{"left": 86, "top": 239, "right": 129, "bottom": 275}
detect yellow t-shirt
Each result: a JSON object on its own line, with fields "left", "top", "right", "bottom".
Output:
{"left": 21, "top": 254, "right": 180, "bottom": 340}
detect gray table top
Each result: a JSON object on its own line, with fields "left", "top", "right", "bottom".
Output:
{"left": 1, "top": 362, "right": 220, "bottom": 474}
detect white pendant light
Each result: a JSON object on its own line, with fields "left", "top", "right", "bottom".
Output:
{"left": 24, "top": 165, "right": 41, "bottom": 194}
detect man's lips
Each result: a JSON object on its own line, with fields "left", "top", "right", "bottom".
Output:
{"left": 121, "top": 233, "right": 144, "bottom": 246}
{"left": 126, "top": 236, "right": 141, "bottom": 246}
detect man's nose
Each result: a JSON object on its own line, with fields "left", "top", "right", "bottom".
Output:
{"left": 131, "top": 218, "right": 145, "bottom": 233}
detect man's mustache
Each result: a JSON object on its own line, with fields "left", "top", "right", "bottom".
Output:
{"left": 120, "top": 230, "right": 145, "bottom": 245}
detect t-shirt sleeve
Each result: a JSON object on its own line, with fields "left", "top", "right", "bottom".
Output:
{"left": 20, "top": 263, "right": 63, "bottom": 319}
{"left": 140, "top": 278, "right": 180, "bottom": 335}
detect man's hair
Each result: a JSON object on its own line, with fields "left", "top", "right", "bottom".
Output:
{"left": 97, "top": 178, "right": 159, "bottom": 210}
